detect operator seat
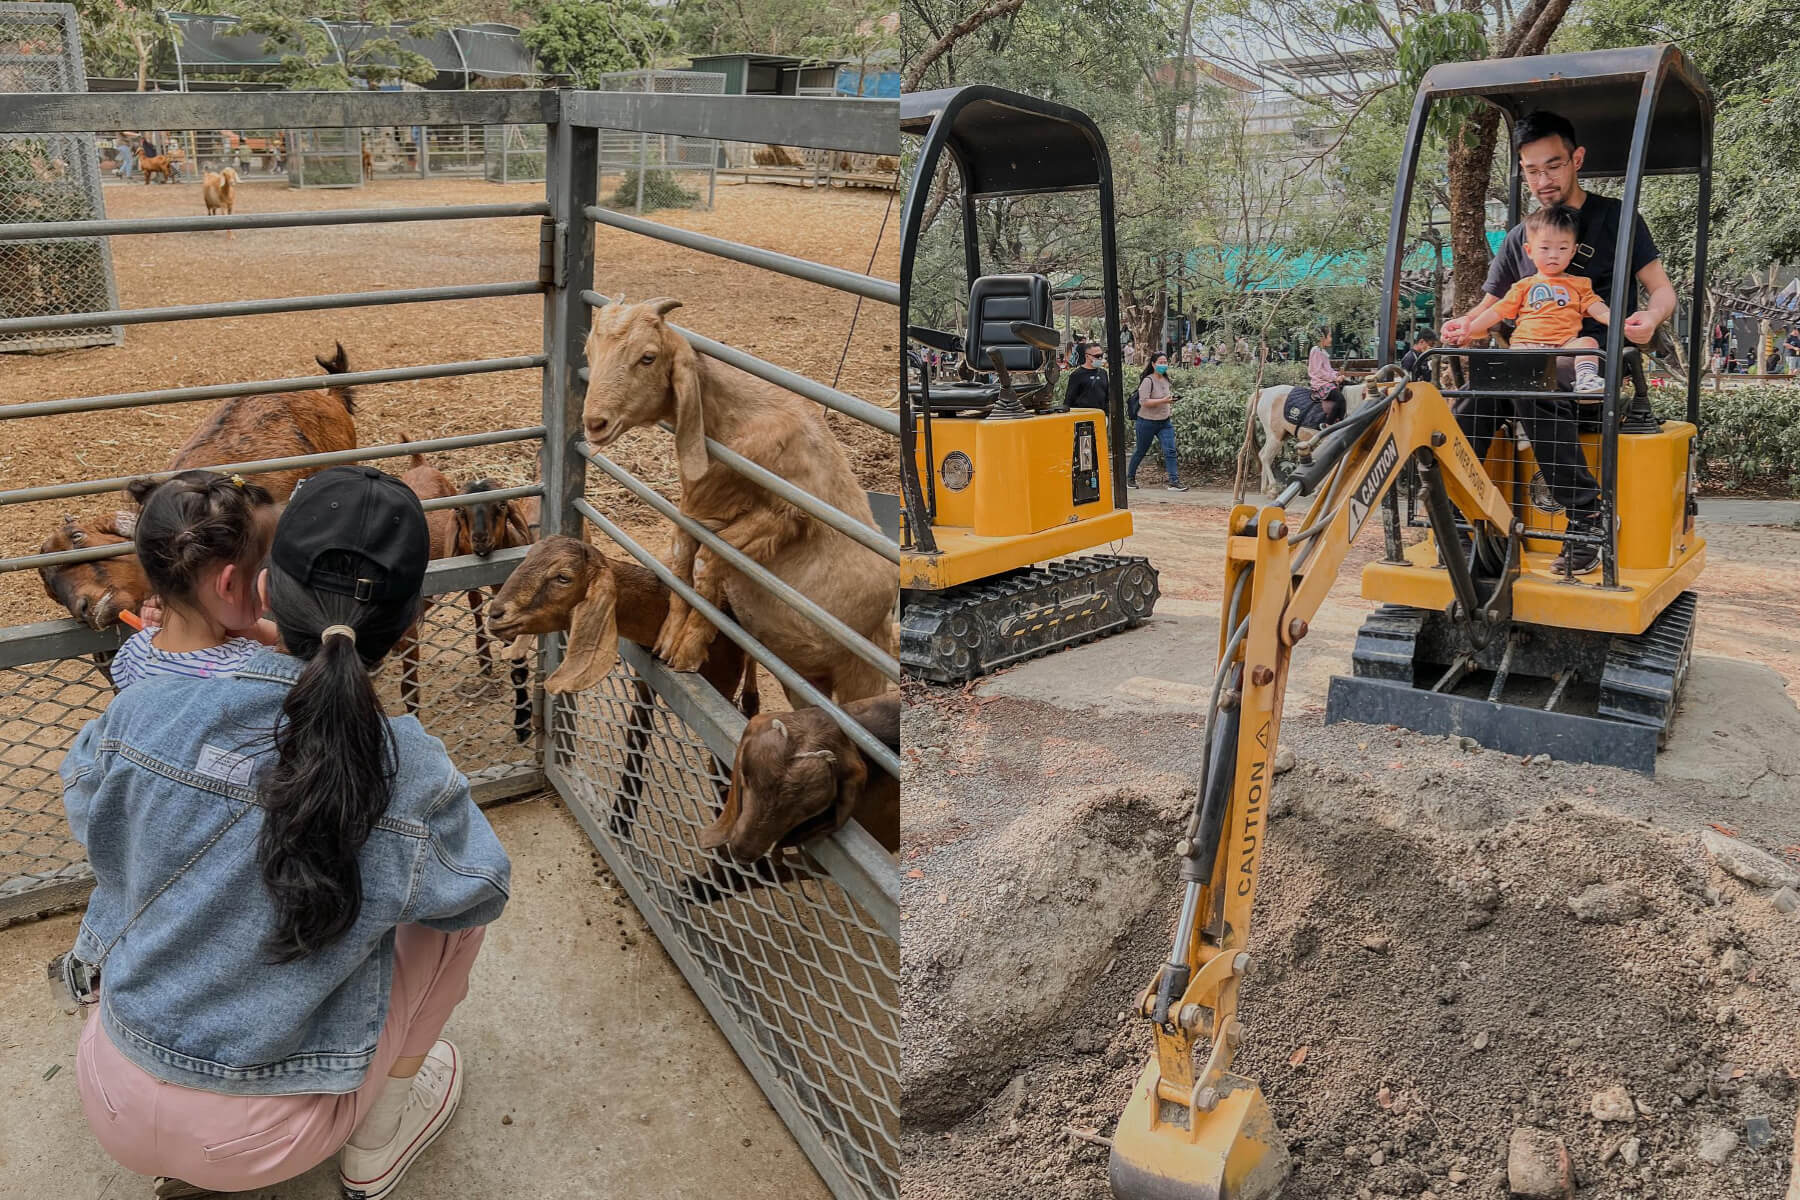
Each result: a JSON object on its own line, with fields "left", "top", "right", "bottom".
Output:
{"left": 910, "top": 272, "right": 1056, "bottom": 412}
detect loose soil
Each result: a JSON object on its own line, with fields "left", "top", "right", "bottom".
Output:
{"left": 1, "top": 174, "right": 899, "bottom": 627}
{"left": 902, "top": 499, "right": 1800, "bottom": 1200}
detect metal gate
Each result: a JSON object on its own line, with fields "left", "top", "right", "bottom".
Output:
{"left": 0, "top": 86, "right": 899, "bottom": 1200}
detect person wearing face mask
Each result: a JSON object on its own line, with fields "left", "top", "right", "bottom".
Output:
{"left": 1064, "top": 341, "right": 1111, "bottom": 412}
{"left": 1126, "top": 353, "right": 1187, "bottom": 491}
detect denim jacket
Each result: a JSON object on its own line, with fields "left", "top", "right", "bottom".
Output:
{"left": 60, "top": 648, "right": 510, "bottom": 1096}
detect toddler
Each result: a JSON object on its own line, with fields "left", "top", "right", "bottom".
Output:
{"left": 109, "top": 470, "right": 279, "bottom": 689}
{"left": 1467, "top": 204, "right": 1612, "bottom": 393}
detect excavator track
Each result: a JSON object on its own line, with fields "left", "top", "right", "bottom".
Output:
{"left": 900, "top": 554, "right": 1159, "bottom": 683}
{"left": 1329, "top": 591, "right": 1700, "bottom": 773}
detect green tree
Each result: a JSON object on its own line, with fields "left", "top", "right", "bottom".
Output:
{"left": 73, "top": 0, "right": 169, "bottom": 89}
{"left": 522, "top": 0, "right": 675, "bottom": 84}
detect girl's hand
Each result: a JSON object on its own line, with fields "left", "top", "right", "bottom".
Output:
{"left": 139, "top": 595, "right": 164, "bottom": 629}
{"left": 228, "top": 618, "right": 282, "bottom": 646}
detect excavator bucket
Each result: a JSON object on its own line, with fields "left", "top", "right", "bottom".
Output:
{"left": 1108, "top": 1061, "right": 1290, "bottom": 1200}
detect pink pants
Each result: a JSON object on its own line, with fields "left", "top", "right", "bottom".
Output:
{"left": 76, "top": 924, "right": 484, "bottom": 1192}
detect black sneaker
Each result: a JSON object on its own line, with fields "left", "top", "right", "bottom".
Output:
{"left": 1126, "top": 477, "right": 1139, "bottom": 489}
{"left": 1551, "top": 522, "right": 1603, "bottom": 576}
{"left": 1167, "top": 482, "right": 1190, "bottom": 492}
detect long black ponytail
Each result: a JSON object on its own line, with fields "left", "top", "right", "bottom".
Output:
{"left": 259, "top": 552, "right": 420, "bottom": 963}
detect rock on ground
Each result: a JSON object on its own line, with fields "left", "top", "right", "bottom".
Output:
{"left": 1697, "top": 1127, "right": 1738, "bottom": 1166}
{"left": 1701, "top": 829, "right": 1800, "bottom": 890}
{"left": 1590, "top": 1086, "right": 1635, "bottom": 1122}
{"left": 1568, "top": 880, "right": 1645, "bottom": 924}
{"left": 1507, "top": 1127, "right": 1574, "bottom": 1199}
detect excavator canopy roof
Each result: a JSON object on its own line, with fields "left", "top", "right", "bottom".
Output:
{"left": 899, "top": 86, "right": 1110, "bottom": 197}
{"left": 1419, "top": 44, "right": 1712, "bottom": 178}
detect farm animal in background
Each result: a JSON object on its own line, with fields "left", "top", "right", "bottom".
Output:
{"left": 137, "top": 138, "right": 179, "bottom": 184}
{"left": 705, "top": 692, "right": 899, "bottom": 861}
{"left": 36, "top": 346, "right": 357, "bottom": 629}
{"left": 455, "top": 477, "right": 539, "bottom": 558}
{"left": 1250, "top": 381, "right": 1370, "bottom": 495}
{"left": 397, "top": 449, "right": 497, "bottom": 719}
{"left": 361, "top": 143, "right": 374, "bottom": 178}
{"left": 581, "top": 298, "right": 896, "bottom": 707}
{"left": 202, "top": 167, "right": 239, "bottom": 238}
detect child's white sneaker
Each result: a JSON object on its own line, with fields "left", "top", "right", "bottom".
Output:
{"left": 1573, "top": 372, "right": 1606, "bottom": 394}
{"left": 339, "top": 1040, "right": 463, "bottom": 1200}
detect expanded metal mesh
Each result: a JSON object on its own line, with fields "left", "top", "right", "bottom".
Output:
{"left": 0, "top": 578, "right": 538, "bottom": 926}
{"left": 485, "top": 123, "right": 546, "bottom": 184}
{"left": 549, "top": 673, "right": 899, "bottom": 1200}
{"left": 596, "top": 69, "right": 723, "bottom": 212}
{"left": 0, "top": 3, "right": 122, "bottom": 353}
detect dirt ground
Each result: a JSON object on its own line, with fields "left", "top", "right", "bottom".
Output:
{"left": 901, "top": 498, "right": 1800, "bottom": 1200}
{"left": 1, "top": 173, "right": 899, "bottom": 627}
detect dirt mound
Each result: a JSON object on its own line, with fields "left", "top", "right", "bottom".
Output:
{"left": 901, "top": 698, "right": 1800, "bottom": 1200}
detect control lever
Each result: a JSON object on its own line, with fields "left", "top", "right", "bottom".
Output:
{"left": 987, "top": 348, "right": 1028, "bottom": 420}
{"left": 1009, "top": 320, "right": 1064, "bottom": 408}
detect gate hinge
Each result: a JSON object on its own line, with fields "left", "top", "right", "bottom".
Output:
{"left": 538, "top": 217, "right": 566, "bottom": 288}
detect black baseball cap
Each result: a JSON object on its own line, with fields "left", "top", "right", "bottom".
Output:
{"left": 270, "top": 465, "right": 429, "bottom": 603}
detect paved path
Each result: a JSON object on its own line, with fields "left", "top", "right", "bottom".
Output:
{"left": 1138, "top": 484, "right": 1800, "bottom": 526}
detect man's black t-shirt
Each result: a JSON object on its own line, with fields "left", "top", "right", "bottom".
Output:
{"left": 1482, "top": 193, "right": 1660, "bottom": 339}
{"left": 1400, "top": 347, "right": 1432, "bottom": 381}
{"left": 1064, "top": 366, "right": 1110, "bottom": 411}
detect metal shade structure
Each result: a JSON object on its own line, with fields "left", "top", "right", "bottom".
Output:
{"left": 158, "top": 12, "right": 543, "bottom": 89}
{"left": 899, "top": 85, "right": 1127, "bottom": 551}
{"left": 1378, "top": 42, "right": 1715, "bottom": 590}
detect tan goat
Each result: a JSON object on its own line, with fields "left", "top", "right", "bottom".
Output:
{"left": 38, "top": 346, "right": 356, "bottom": 629}
{"left": 203, "top": 167, "right": 239, "bottom": 239}
{"left": 580, "top": 298, "right": 895, "bottom": 707}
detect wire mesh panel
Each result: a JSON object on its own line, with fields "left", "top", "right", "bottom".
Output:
{"left": 0, "top": 569, "right": 540, "bottom": 927}
{"left": 548, "top": 670, "right": 899, "bottom": 1200}
{"left": 484, "top": 123, "right": 546, "bottom": 184}
{"left": 286, "top": 126, "right": 362, "bottom": 189}
{"left": 595, "top": 70, "right": 724, "bottom": 212}
{"left": 422, "top": 124, "right": 485, "bottom": 178}
{"left": 0, "top": 2, "right": 122, "bottom": 352}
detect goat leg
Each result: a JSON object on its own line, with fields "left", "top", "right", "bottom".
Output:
{"left": 510, "top": 658, "right": 533, "bottom": 746}
{"left": 664, "top": 551, "right": 728, "bottom": 673}
{"left": 652, "top": 527, "right": 702, "bottom": 662}
{"left": 467, "top": 588, "right": 493, "bottom": 677}
{"left": 609, "top": 675, "right": 657, "bottom": 839}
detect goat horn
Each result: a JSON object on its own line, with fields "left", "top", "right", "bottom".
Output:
{"left": 646, "top": 297, "right": 684, "bottom": 317}
{"left": 770, "top": 719, "right": 787, "bottom": 741}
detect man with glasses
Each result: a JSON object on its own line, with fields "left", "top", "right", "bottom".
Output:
{"left": 1439, "top": 110, "right": 1676, "bottom": 575}
{"left": 1065, "top": 341, "right": 1112, "bottom": 412}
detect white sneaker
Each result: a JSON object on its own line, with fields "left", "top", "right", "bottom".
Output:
{"left": 1573, "top": 372, "right": 1606, "bottom": 394}
{"left": 339, "top": 1041, "right": 463, "bottom": 1200}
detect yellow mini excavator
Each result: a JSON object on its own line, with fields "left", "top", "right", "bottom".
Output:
{"left": 898, "top": 87, "right": 1160, "bottom": 682}
{"left": 1108, "top": 45, "right": 1710, "bottom": 1199}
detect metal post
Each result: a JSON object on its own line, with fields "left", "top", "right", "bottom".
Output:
{"left": 538, "top": 114, "right": 599, "bottom": 698}
{"left": 635, "top": 130, "right": 648, "bottom": 214}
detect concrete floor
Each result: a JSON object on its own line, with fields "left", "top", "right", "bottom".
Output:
{"left": 0, "top": 794, "right": 829, "bottom": 1200}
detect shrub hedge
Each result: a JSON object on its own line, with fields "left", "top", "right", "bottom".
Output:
{"left": 1148, "top": 367, "right": 1800, "bottom": 494}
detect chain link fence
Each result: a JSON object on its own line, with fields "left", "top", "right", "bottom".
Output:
{"left": 485, "top": 123, "right": 546, "bottom": 184}
{"left": 0, "top": 3, "right": 121, "bottom": 352}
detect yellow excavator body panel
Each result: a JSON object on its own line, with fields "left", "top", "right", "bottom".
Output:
{"left": 1361, "top": 419, "right": 1704, "bottom": 635}
{"left": 902, "top": 409, "right": 1132, "bottom": 590}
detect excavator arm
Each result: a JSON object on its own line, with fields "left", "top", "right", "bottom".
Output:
{"left": 1109, "top": 374, "right": 1523, "bottom": 1200}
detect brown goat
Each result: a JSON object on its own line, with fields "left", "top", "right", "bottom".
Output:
{"left": 397, "top": 451, "right": 493, "bottom": 716}
{"left": 704, "top": 693, "right": 899, "bottom": 861}
{"left": 485, "top": 536, "right": 756, "bottom": 712}
{"left": 203, "top": 167, "right": 238, "bottom": 239}
{"left": 37, "top": 347, "right": 356, "bottom": 629}
{"left": 454, "top": 477, "right": 539, "bottom": 559}
{"left": 581, "top": 299, "right": 896, "bottom": 708}
{"left": 37, "top": 511, "right": 149, "bottom": 631}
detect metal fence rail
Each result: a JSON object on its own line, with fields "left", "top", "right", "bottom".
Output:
{"left": 0, "top": 84, "right": 901, "bottom": 1200}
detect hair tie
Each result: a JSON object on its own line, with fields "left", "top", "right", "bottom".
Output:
{"left": 229, "top": 474, "right": 246, "bottom": 488}
{"left": 321, "top": 624, "right": 357, "bottom": 646}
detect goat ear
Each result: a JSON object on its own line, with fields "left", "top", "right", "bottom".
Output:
{"left": 670, "top": 335, "right": 709, "bottom": 485}
{"left": 545, "top": 560, "right": 618, "bottom": 693}
{"left": 827, "top": 745, "right": 869, "bottom": 839}
{"left": 452, "top": 508, "right": 473, "bottom": 557}
{"left": 505, "top": 502, "right": 533, "bottom": 546}
{"left": 699, "top": 744, "right": 748, "bottom": 851}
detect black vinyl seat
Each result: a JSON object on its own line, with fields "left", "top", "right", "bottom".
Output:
{"left": 909, "top": 272, "right": 1056, "bottom": 412}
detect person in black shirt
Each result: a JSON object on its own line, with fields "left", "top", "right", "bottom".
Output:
{"left": 1439, "top": 110, "right": 1677, "bottom": 576}
{"left": 1064, "top": 342, "right": 1110, "bottom": 412}
{"left": 1400, "top": 333, "right": 1438, "bottom": 381}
